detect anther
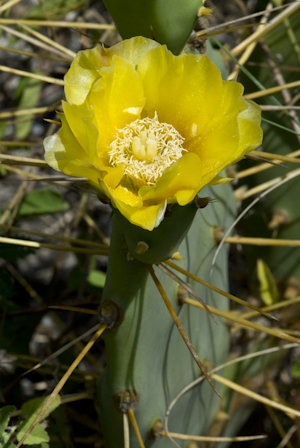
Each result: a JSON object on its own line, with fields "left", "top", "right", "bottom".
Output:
{"left": 109, "top": 114, "right": 185, "bottom": 184}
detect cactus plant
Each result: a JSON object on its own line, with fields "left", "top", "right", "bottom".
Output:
{"left": 1, "top": 2, "right": 300, "bottom": 448}
{"left": 97, "top": 185, "right": 236, "bottom": 447}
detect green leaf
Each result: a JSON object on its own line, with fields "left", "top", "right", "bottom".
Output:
{"left": 0, "top": 430, "right": 17, "bottom": 448}
{"left": 17, "top": 189, "right": 69, "bottom": 218}
{"left": 67, "top": 268, "right": 106, "bottom": 293}
{"left": 257, "top": 259, "right": 279, "bottom": 306}
{"left": 291, "top": 359, "right": 300, "bottom": 379}
{"left": 15, "top": 76, "right": 43, "bottom": 140}
{"left": 16, "top": 424, "right": 49, "bottom": 445}
{"left": 0, "top": 271, "right": 14, "bottom": 299}
{"left": 103, "top": 0, "right": 204, "bottom": 55}
{"left": 16, "top": 396, "right": 61, "bottom": 445}
{"left": 21, "top": 395, "right": 61, "bottom": 422}
{"left": 0, "top": 406, "right": 16, "bottom": 436}
{"left": 87, "top": 270, "right": 106, "bottom": 288}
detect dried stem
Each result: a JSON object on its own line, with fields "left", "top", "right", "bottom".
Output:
{"left": 164, "top": 260, "right": 275, "bottom": 319}
{"left": 211, "top": 373, "right": 300, "bottom": 418}
{"left": 184, "top": 297, "right": 300, "bottom": 345}
{"left": 147, "top": 264, "right": 220, "bottom": 397}
{"left": 16, "top": 324, "right": 107, "bottom": 447}
{"left": 128, "top": 409, "right": 145, "bottom": 448}
{"left": 224, "top": 236, "right": 300, "bottom": 247}
{"left": 161, "top": 430, "right": 266, "bottom": 442}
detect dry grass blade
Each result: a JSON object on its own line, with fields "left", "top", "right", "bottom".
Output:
{"left": 260, "top": 105, "right": 300, "bottom": 110}
{"left": 237, "top": 148, "right": 300, "bottom": 179}
{"left": 250, "top": 150, "right": 300, "bottom": 164}
{"left": 196, "top": 3, "right": 289, "bottom": 38}
{"left": 28, "top": 176, "right": 88, "bottom": 181}
{"left": 184, "top": 297, "right": 300, "bottom": 345}
{"left": 147, "top": 264, "right": 220, "bottom": 397}
{"left": 6, "top": 265, "right": 103, "bottom": 372}
{"left": 225, "top": 236, "right": 300, "bottom": 247}
{"left": 0, "top": 0, "right": 22, "bottom": 13}
{"left": 165, "top": 343, "right": 298, "bottom": 437}
{"left": 211, "top": 373, "right": 300, "bottom": 418}
{"left": 49, "top": 306, "right": 100, "bottom": 315}
{"left": 16, "top": 324, "right": 107, "bottom": 448}
{"left": 0, "top": 18, "right": 115, "bottom": 29}
{"left": 0, "top": 223, "right": 107, "bottom": 249}
{"left": 245, "top": 153, "right": 286, "bottom": 166}
{"left": 212, "top": 168, "right": 300, "bottom": 270}
{"left": 245, "top": 80, "right": 300, "bottom": 100}
{"left": 0, "top": 24, "right": 72, "bottom": 59}
{"left": 231, "top": 2, "right": 300, "bottom": 57}
{"left": 0, "top": 140, "right": 42, "bottom": 146}
{"left": 128, "top": 409, "right": 145, "bottom": 448}
{"left": 1, "top": 165, "right": 81, "bottom": 193}
{"left": 157, "top": 262, "right": 216, "bottom": 322}
{"left": 228, "top": 2, "right": 273, "bottom": 81}
{"left": 161, "top": 431, "right": 266, "bottom": 442}
{"left": 0, "top": 65, "right": 65, "bottom": 85}
{"left": 24, "top": 323, "right": 101, "bottom": 375}
{"left": 237, "top": 167, "right": 300, "bottom": 201}
{"left": 0, "top": 236, "right": 109, "bottom": 256}
{"left": 241, "top": 296, "right": 300, "bottom": 320}
{"left": 0, "top": 154, "right": 48, "bottom": 167}
{"left": 0, "top": 45, "right": 70, "bottom": 62}
{"left": 0, "top": 103, "right": 60, "bottom": 119}
{"left": 165, "top": 260, "right": 276, "bottom": 320}
{"left": 21, "top": 24, "right": 76, "bottom": 58}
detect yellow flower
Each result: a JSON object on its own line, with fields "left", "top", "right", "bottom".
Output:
{"left": 44, "top": 36, "right": 262, "bottom": 231}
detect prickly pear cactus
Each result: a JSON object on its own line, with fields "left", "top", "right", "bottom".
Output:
{"left": 103, "top": 0, "right": 203, "bottom": 55}
{"left": 97, "top": 183, "right": 236, "bottom": 447}
{"left": 39, "top": 0, "right": 262, "bottom": 444}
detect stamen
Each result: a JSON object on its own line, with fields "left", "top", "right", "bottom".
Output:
{"left": 109, "top": 113, "right": 186, "bottom": 185}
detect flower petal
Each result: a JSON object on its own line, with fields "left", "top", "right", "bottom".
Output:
{"left": 108, "top": 36, "right": 160, "bottom": 66}
{"left": 184, "top": 80, "right": 249, "bottom": 182}
{"left": 44, "top": 113, "right": 87, "bottom": 172}
{"left": 236, "top": 99, "right": 263, "bottom": 157}
{"left": 87, "top": 55, "right": 146, "bottom": 165}
{"left": 116, "top": 200, "right": 167, "bottom": 231}
{"left": 138, "top": 46, "right": 223, "bottom": 138}
{"left": 62, "top": 101, "right": 100, "bottom": 166}
{"left": 64, "top": 46, "right": 112, "bottom": 106}
{"left": 99, "top": 179, "right": 166, "bottom": 230}
{"left": 139, "top": 152, "right": 202, "bottom": 205}
{"left": 44, "top": 114, "right": 105, "bottom": 191}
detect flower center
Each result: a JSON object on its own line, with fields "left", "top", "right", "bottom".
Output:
{"left": 108, "top": 114, "right": 185, "bottom": 185}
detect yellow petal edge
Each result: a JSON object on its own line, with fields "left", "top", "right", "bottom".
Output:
{"left": 44, "top": 36, "right": 263, "bottom": 231}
